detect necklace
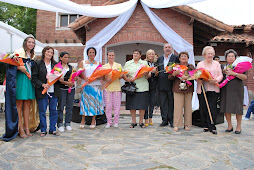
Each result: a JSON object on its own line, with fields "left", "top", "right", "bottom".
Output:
{"left": 88, "top": 59, "right": 95, "bottom": 66}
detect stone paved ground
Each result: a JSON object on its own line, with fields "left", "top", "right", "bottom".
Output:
{"left": 0, "top": 110, "right": 254, "bottom": 170}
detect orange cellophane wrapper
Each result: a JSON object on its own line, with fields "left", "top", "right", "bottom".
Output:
{"left": 42, "top": 72, "right": 63, "bottom": 94}
{"left": 82, "top": 68, "right": 112, "bottom": 88}
{"left": 0, "top": 57, "right": 31, "bottom": 79}
{"left": 188, "top": 68, "right": 220, "bottom": 87}
{"left": 103, "top": 70, "right": 128, "bottom": 88}
{"left": 133, "top": 67, "right": 154, "bottom": 81}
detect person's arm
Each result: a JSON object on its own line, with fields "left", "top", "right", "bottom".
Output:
{"left": 78, "top": 60, "right": 88, "bottom": 81}
{"left": 226, "top": 70, "right": 247, "bottom": 80}
{"left": 31, "top": 61, "right": 44, "bottom": 88}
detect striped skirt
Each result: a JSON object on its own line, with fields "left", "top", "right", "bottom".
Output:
{"left": 80, "top": 85, "right": 104, "bottom": 116}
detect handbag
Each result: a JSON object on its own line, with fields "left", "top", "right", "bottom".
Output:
{"left": 121, "top": 82, "right": 138, "bottom": 95}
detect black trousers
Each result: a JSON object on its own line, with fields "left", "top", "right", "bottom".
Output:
{"left": 198, "top": 91, "right": 219, "bottom": 131}
{"left": 159, "top": 90, "right": 174, "bottom": 125}
{"left": 144, "top": 89, "right": 156, "bottom": 119}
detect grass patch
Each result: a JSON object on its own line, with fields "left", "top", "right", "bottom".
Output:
{"left": 149, "top": 165, "right": 177, "bottom": 170}
{"left": 199, "top": 140, "right": 208, "bottom": 142}
{"left": 72, "top": 144, "right": 87, "bottom": 151}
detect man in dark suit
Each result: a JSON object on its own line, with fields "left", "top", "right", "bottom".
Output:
{"left": 157, "top": 43, "right": 179, "bottom": 127}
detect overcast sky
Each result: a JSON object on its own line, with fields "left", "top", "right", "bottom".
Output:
{"left": 189, "top": 0, "right": 254, "bottom": 25}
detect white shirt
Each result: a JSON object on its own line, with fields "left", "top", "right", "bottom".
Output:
{"left": 163, "top": 53, "right": 173, "bottom": 69}
{"left": 45, "top": 62, "right": 54, "bottom": 93}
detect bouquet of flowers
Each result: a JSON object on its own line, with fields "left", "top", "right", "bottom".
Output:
{"left": 67, "top": 68, "right": 85, "bottom": 93}
{"left": 165, "top": 63, "right": 192, "bottom": 86}
{"left": 219, "top": 56, "right": 252, "bottom": 88}
{"left": 102, "top": 67, "right": 128, "bottom": 89}
{"left": 42, "top": 62, "right": 64, "bottom": 95}
{"left": 188, "top": 68, "right": 220, "bottom": 87}
{"left": 0, "top": 52, "right": 31, "bottom": 79}
{"left": 132, "top": 64, "right": 154, "bottom": 81}
{"left": 82, "top": 65, "right": 112, "bottom": 88}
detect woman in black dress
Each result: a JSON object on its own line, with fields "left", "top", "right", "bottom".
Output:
{"left": 220, "top": 49, "right": 247, "bottom": 134}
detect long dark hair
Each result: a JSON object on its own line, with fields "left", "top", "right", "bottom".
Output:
{"left": 23, "top": 35, "right": 35, "bottom": 58}
{"left": 41, "top": 46, "right": 55, "bottom": 63}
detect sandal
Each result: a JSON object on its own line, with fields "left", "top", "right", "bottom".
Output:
{"left": 203, "top": 128, "right": 209, "bottom": 132}
{"left": 130, "top": 123, "right": 136, "bottom": 128}
{"left": 80, "top": 124, "right": 85, "bottom": 129}
{"left": 25, "top": 128, "right": 33, "bottom": 137}
{"left": 139, "top": 123, "right": 146, "bottom": 128}
{"left": 49, "top": 131, "right": 60, "bottom": 136}
{"left": 173, "top": 127, "right": 179, "bottom": 132}
{"left": 184, "top": 126, "right": 190, "bottom": 131}
{"left": 90, "top": 125, "right": 96, "bottom": 129}
{"left": 40, "top": 132, "right": 47, "bottom": 137}
{"left": 19, "top": 129, "right": 28, "bottom": 138}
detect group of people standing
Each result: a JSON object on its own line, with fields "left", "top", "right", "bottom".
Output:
{"left": 0, "top": 35, "right": 247, "bottom": 141}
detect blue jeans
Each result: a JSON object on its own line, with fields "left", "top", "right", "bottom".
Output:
{"left": 245, "top": 100, "right": 254, "bottom": 118}
{"left": 57, "top": 88, "right": 75, "bottom": 127}
{"left": 38, "top": 93, "right": 58, "bottom": 133}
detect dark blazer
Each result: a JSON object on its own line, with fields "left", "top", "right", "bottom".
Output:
{"left": 157, "top": 54, "right": 179, "bottom": 91}
{"left": 60, "top": 62, "right": 73, "bottom": 89}
{"left": 32, "top": 60, "right": 60, "bottom": 99}
{"left": 147, "top": 61, "right": 157, "bottom": 90}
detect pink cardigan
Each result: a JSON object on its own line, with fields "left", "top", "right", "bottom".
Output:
{"left": 196, "top": 60, "right": 223, "bottom": 94}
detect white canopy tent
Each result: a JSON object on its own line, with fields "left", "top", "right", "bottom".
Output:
{"left": 0, "top": 21, "right": 59, "bottom": 61}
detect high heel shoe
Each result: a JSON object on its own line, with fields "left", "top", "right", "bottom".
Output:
{"left": 19, "top": 129, "right": 28, "bottom": 138}
{"left": 25, "top": 128, "right": 33, "bottom": 136}
{"left": 225, "top": 128, "right": 233, "bottom": 132}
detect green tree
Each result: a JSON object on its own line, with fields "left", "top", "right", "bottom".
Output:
{"left": 0, "top": 2, "right": 37, "bottom": 37}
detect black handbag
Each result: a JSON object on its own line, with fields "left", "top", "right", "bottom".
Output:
{"left": 121, "top": 82, "right": 138, "bottom": 95}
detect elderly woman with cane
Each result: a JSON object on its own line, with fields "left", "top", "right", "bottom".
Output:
{"left": 196, "top": 46, "right": 223, "bottom": 135}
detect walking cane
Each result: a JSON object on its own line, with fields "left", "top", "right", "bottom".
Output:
{"left": 201, "top": 82, "right": 214, "bottom": 124}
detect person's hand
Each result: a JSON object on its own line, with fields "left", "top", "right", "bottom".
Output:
{"left": 196, "top": 79, "right": 203, "bottom": 84}
{"left": 74, "top": 76, "right": 79, "bottom": 81}
{"left": 84, "top": 76, "right": 89, "bottom": 82}
{"left": 209, "top": 79, "right": 217, "bottom": 84}
{"left": 42, "top": 83, "right": 50, "bottom": 89}
{"left": 172, "top": 69, "right": 181, "bottom": 76}
{"left": 68, "top": 82, "right": 74, "bottom": 88}
{"left": 151, "top": 67, "right": 157, "bottom": 73}
{"left": 17, "top": 66, "right": 27, "bottom": 73}
{"left": 59, "top": 78, "right": 64, "bottom": 82}
{"left": 225, "top": 70, "right": 235, "bottom": 76}
{"left": 181, "top": 75, "right": 188, "bottom": 81}
{"left": 126, "top": 77, "right": 133, "bottom": 82}
{"left": 142, "top": 71, "right": 149, "bottom": 76}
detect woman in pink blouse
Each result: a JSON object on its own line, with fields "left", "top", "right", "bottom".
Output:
{"left": 196, "top": 46, "right": 223, "bottom": 135}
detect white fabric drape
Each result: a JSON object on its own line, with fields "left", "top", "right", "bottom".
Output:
{"left": 141, "top": 0, "right": 207, "bottom": 8}
{"left": 1, "top": 0, "right": 206, "bottom": 17}
{"left": 83, "top": 2, "right": 137, "bottom": 61}
{"left": 38, "top": 0, "right": 138, "bottom": 18}
{"left": 141, "top": 2, "right": 195, "bottom": 65}
{"left": 0, "top": 0, "right": 138, "bottom": 18}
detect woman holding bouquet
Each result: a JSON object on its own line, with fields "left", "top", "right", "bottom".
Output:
{"left": 15, "top": 35, "right": 36, "bottom": 138}
{"left": 144, "top": 49, "right": 158, "bottom": 126}
{"left": 168, "top": 52, "right": 194, "bottom": 132}
{"left": 197, "top": 46, "right": 223, "bottom": 135}
{"left": 220, "top": 49, "right": 247, "bottom": 134}
{"left": 57, "top": 52, "right": 75, "bottom": 132}
{"left": 123, "top": 49, "right": 152, "bottom": 128}
{"left": 79, "top": 47, "right": 104, "bottom": 129}
{"left": 32, "top": 46, "right": 60, "bottom": 136}
{"left": 102, "top": 50, "right": 123, "bottom": 128}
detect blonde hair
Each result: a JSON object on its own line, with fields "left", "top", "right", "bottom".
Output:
{"left": 145, "top": 49, "right": 155, "bottom": 61}
{"left": 202, "top": 46, "right": 215, "bottom": 56}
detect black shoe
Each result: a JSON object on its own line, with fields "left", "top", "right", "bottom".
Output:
{"left": 210, "top": 130, "right": 217, "bottom": 135}
{"left": 235, "top": 130, "right": 241, "bottom": 134}
{"left": 160, "top": 122, "right": 168, "bottom": 127}
{"left": 225, "top": 128, "right": 233, "bottom": 132}
{"left": 203, "top": 128, "right": 209, "bottom": 132}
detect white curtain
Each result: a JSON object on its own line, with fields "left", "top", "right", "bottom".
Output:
{"left": 83, "top": 2, "right": 137, "bottom": 61}
{"left": 141, "top": 2, "right": 195, "bottom": 65}
{"left": 1, "top": 0, "right": 206, "bottom": 17}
